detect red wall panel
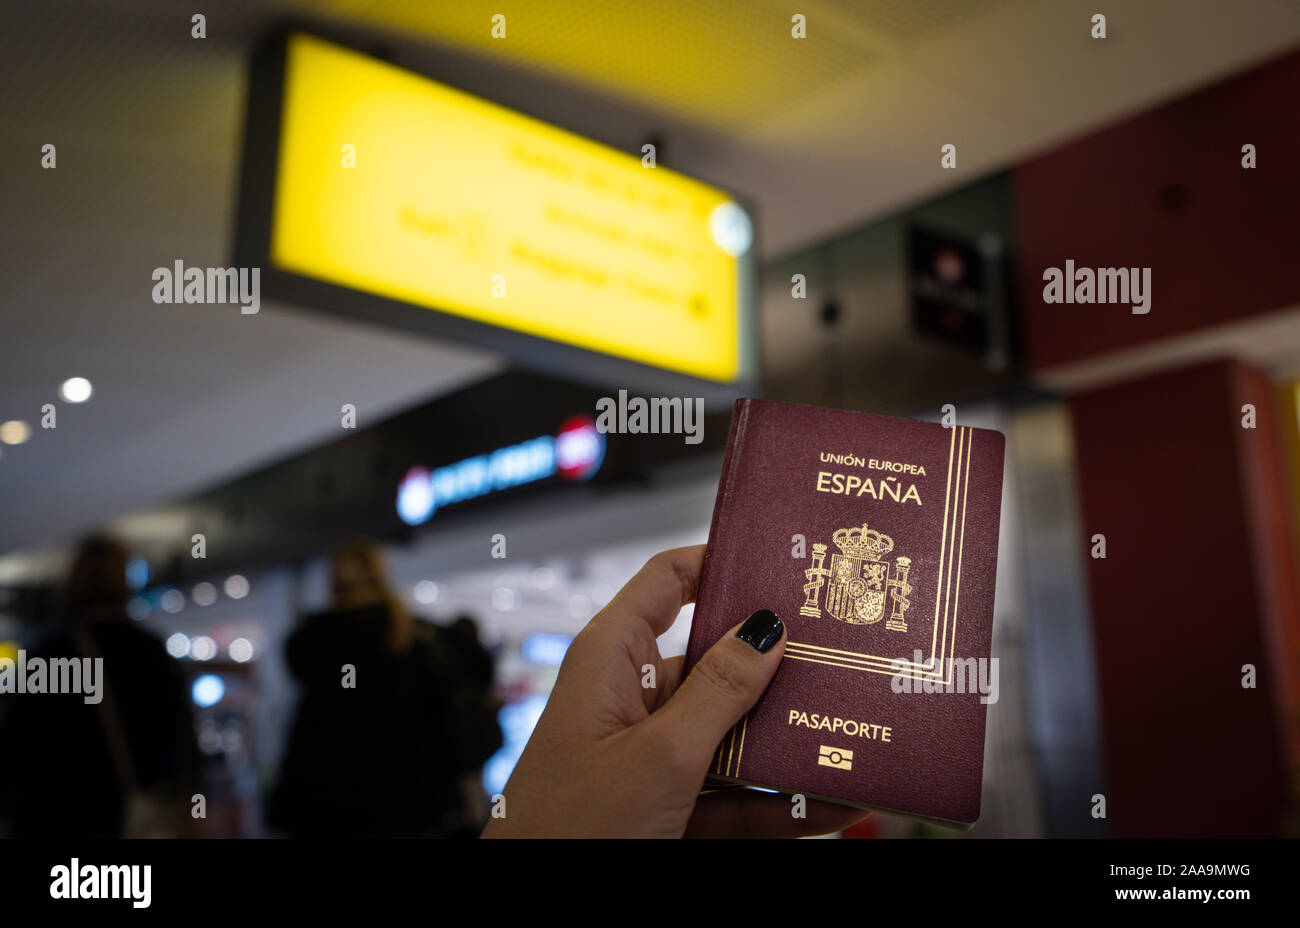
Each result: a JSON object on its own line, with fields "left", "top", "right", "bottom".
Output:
{"left": 1015, "top": 49, "right": 1300, "bottom": 372}
{"left": 1070, "top": 359, "right": 1295, "bottom": 836}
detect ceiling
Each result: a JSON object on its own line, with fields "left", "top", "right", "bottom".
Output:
{"left": 3, "top": 0, "right": 1299, "bottom": 563}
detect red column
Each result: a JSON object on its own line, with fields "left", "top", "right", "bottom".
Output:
{"left": 1070, "top": 359, "right": 1299, "bottom": 836}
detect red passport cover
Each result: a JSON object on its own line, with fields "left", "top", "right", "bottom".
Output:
{"left": 683, "top": 398, "right": 1006, "bottom": 826}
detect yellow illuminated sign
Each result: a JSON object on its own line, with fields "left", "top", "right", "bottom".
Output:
{"left": 270, "top": 33, "right": 750, "bottom": 382}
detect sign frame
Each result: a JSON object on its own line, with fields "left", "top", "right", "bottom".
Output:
{"left": 233, "top": 25, "right": 760, "bottom": 403}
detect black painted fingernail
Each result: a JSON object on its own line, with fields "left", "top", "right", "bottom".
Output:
{"left": 736, "top": 609, "right": 784, "bottom": 652}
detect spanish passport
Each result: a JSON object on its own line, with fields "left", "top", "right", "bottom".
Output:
{"left": 682, "top": 398, "right": 1006, "bottom": 827}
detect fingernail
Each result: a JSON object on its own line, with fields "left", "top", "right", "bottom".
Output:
{"left": 736, "top": 609, "right": 784, "bottom": 652}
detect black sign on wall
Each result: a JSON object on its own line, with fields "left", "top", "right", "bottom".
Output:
{"left": 907, "top": 224, "right": 1012, "bottom": 370}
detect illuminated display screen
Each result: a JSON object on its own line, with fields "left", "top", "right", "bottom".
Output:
{"left": 396, "top": 415, "right": 605, "bottom": 526}
{"left": 264, "top": 32, "right": 754, "bottom": 383}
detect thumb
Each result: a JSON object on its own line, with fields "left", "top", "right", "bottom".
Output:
{"left": 654, "top": 609, "right": 786, "bottom": 774}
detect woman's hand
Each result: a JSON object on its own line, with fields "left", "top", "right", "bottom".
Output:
{"left": 481, "top": 545, "right": 870, "bottom": 838}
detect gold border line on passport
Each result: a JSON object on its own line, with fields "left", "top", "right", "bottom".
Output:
{"left": 784, "top": 425, "right": 971, "bottom": 680}
{"left": 718, "top": 425, "right": 977, "bottom": 777}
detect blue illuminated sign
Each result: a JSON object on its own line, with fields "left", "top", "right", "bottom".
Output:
{"left": 397, "top": 415, "right": 604, "bottom": 526}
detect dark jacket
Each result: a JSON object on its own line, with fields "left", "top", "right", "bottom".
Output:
{"left": 267, "top": 605, "right": 500, "bottom": 837}
{"left": 1, "top": 618, "right": 198, "bottom": 837}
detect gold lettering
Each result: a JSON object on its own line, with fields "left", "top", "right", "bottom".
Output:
{"left": 786, "top": 707, "right": 893, "bottom": 741}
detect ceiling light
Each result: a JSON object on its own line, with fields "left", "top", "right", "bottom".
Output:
{"left": 58, "top": 377, "right": 93, "bottom": 403}
{"left": 224, "top": 575, "right": 250, "bottom": 600}
{"left": 491, "top": 587, "right": 520, "bottom": 612}
{"left": 0, "top": 421, "right": 30, "bottom": 445}
{"left": 192, "top": 674, "right": 225, "bottom": 707}
{"left": 228, "top": 638, "right": 255, "bottom": 663}
{"left": 709, "top": 201, "right": 753, "bottom": 257}
{"left": 192, "top": 582, "right": 217, "bottom": 606}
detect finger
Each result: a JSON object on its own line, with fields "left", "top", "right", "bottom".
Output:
{"left": 652, "top": 655, "right": 686, "bottom": 709}
{"left": 684, "top": 789, "right": 872, "bottom": 838}
{"left": 595, "top": 545, "right": 704, "bottom": 638}
{"left": 649, "top": 610, "right": 785, "bottom": 774}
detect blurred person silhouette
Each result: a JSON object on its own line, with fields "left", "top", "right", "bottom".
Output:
{"left": 0, "top": 536, "right": 199, "bottom": 837}
{"left": 443, "top": 613, "right": 501, "bottom": 831}
{"left": 268, "top": 541, "right": 501, "bottom": 837}
{"left": 446, "top": 614, "right": 496, "bottom": 693}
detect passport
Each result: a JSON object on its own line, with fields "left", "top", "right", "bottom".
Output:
{"left": 682, "top": 398, "right": 1006, "bottom": 827}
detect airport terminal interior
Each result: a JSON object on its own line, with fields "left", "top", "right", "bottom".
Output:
{"left": 1, "top": 0, "right": 1299, "bottom": 840}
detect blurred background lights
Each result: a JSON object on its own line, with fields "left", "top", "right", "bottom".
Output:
{"left": 396, "top": 466, "right": 436, "bottom": 526}
{"left": 482, "top": 694, "right": 548, "bottom": 796}
{"left": 126, "top": 596, "right": 151, "bottom": 621}
{"left": 192, "top": 581, "right": 217, "bottom": 606}
{"left": 228, "top": 637, "right": 255, "bottom": 663}
{"left": 125, "top": 555, "right": 149, "bottom": 591}
{"left": 490, "top": 586, "right": 520, "bottom": 612}
{"left": 413, "top": 579, "right": 439, "bottom": 604}
{"left": 0, "top": 420, "right": 31, "bottom": 445}
{"left": 160, "top": 588, "right": 185, "bottom": 613}
{"left": 189, "top": 635, "right": 217, "bottom": 661}
{"left": 192, "top": 674, "right": 225, "bottom": 708}
{"left": 709, "top": 201, "right": 753, "bottom": 257}
{"left": 58, "top": 377, "right": 93, "bottom": 403}
{"left": 198, "top": 722, "right": 222, "bottom": 755}
{"left": 224, "top": 574, "right": 249, "bottom": 599}
{"left": 530, "top": 566, "right": 557, "bottom": 590}
{"left": 589, "top": 582, "right": 616, "bottom": 607}
{"left": 521, "top": 632, "right": 572, "bottom": 667}
{"left": 165, "top": 633, "right": 191, "bottom": 658}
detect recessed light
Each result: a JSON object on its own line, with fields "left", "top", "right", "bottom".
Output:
{"left": 166, "top": 633, "right": 191, "bottom": 658}
{"left": 490, "top": 587, "right": 520, "bottom": 612}
{"left": 224, "top": 574, "right": 250, "bottom": 599}
{"left": 58, "top": 377, "right": 93, "bottom": 403}
{"left": 229, "top": 638, "right": 255, "bottom": 663}
{"left": 0, "top": 421, "right": 30, "bottom": 445}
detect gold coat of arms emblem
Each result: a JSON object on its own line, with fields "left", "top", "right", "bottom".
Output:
{"left": 800, "top": 523, "right": 913, "bottom": 631}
